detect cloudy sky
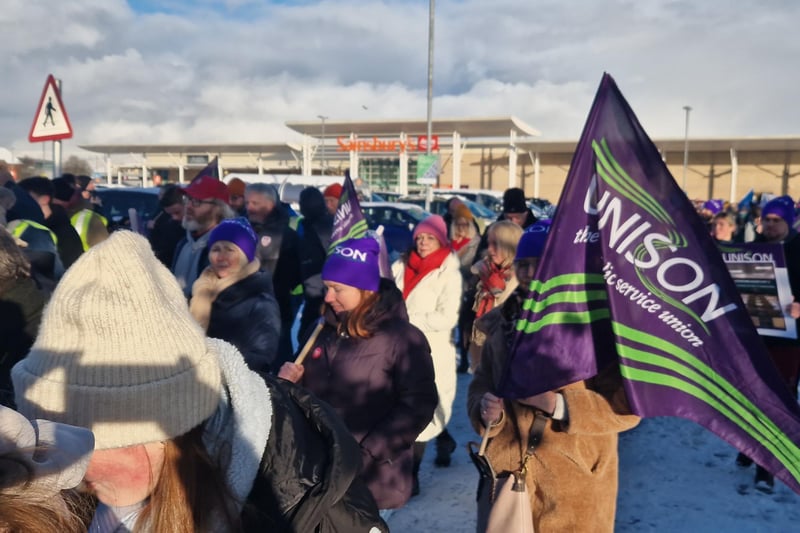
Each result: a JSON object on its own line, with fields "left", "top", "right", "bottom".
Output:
{"left": 3, "top": 0, "right": 799, "bottom": 160}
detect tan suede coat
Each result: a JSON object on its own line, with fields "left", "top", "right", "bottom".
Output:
{"left": 467, "top": 297, "right": 640, "bottom": 532}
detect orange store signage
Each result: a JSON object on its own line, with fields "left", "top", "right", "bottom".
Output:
{"left": 337, "top": 135, "right": 439, "bottom": 153}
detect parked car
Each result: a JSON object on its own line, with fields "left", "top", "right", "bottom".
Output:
{"left": 528, "top": 197, "right": 556, "bottom": 219}
{"left": 94, "top": 186, "right": 162, "bottom": 235}
{"left": 398, "top": 195, "right": 495, "bottom": 233}
{"left": 433, "top": 188, "right": 503, "bottom": 213}
{"left": 361, "top": 201, "right": 430, "bottom": 261}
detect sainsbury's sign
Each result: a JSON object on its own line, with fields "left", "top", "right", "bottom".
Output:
{"left": 337, "top": 135, "right": 439, "bottom": 153}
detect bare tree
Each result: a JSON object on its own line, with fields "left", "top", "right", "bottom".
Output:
{"left": 62, "top": 155, "right": 93, "bottom": 176}
{"left": 16, "top": 156, "right": 40, "bottom": 178}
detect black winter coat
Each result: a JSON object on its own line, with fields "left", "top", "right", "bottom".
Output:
{"left": 299, "top": 279, "right": 438, "bottom": 509}
{"left": 207, "top": 271, "right": 281, "bottom": 374}
{"left": 251, "top": 206, "right": 302, "bottom": 325}
{"left": 45, "top": 205, "right": 84, "bottom": 268}
{"left": 243, "top": 375, "right": 387, "bottom": 532}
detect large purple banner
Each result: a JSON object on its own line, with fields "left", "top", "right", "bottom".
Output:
{"left": 498, "top": 73, "right": 800, "bottom": 493}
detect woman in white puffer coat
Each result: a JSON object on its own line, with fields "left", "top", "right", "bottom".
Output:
{"left": 391, "top": 214, "right": 463, "bottom": 495}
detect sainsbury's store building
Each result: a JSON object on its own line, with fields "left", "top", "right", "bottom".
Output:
{"left": 82, "top": 116, "right": 800, "bottom": 202}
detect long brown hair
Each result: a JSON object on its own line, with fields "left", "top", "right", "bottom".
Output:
{"left": 338, "top": 288, "right": 380, "bottom": 339}
{"left": 135, "top": 425, "right": 240, "bottom": 532}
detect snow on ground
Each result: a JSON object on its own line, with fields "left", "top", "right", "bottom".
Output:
{"left": 386, "top": 373, "right": 800, "bottom": 532}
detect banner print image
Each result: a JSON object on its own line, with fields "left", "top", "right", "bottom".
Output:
{"left": 499, "top": 73, "right": 800, "bottom": 493}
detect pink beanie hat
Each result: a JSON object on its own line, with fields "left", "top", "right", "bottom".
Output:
{"left": 413, "top": 214, "right": 448, "bottom": 247}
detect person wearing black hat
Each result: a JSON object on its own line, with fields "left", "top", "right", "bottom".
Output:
{"left": 472, "top": 187, "right": 538, "bottom": 266}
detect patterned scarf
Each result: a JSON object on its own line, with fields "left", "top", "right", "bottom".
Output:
{"left": 472, "top": 260, "right": 514, "bottom": 318}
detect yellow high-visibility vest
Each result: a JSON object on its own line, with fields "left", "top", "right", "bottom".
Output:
{"left": 10, "top": 219, "right": 58, "bottom": 246}
{"left": 70, "top": 209, "right": 108, "bottom": 251}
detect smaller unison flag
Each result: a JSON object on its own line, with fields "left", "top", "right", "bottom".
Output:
{"left": 329, "top": 170, "right": 391, "bottom": 278}
{"left": 499, "top": 73, "right": 800, "bottom": 494}
{"left": 329, "top": 171, "right": 369, "bottom": 249}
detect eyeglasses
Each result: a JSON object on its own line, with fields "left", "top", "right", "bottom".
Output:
{"left": 182, "top": 196, "right": 216, "bottom": 207}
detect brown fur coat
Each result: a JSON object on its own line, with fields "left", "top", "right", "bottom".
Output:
{"left": 467, "top": 296, "right": 640, "bottom": 532}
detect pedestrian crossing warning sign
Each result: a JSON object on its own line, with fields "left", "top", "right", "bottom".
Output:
{"left": 28, "top": 74, "right": 73, "bottom": 142}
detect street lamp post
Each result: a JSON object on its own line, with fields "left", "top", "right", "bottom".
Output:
{"left": 424, "top": 0, "right": 435, "bottom": 210}
{"left": 681, "top": 105, "right": 692, "bottom": 192}
{"left": 317, "top": 114, "right": 328, "bottom": 175}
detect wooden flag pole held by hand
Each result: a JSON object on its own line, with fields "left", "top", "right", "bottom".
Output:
{"left": 294, "top": 320, "right": 325, "bottom": 365}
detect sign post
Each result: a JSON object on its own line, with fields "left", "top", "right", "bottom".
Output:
{"left": 29, "top": 74, "right": 73, "bottom": 177}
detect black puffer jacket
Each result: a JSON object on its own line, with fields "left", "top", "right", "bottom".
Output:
{"left": 207, "top": 271, "right": 281, "bottom": 374}
{"left": 243, "top": 375, "right": 388, "bottom": 532}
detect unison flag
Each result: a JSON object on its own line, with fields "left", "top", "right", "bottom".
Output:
{"left": 498, "top": 73, "right": 800, "bottom": 493}
{"left": 329, "top": 171, "right": 369, "bottom": 249}
{"left": 329, "top": 171, "right": 391, "bottom": 277}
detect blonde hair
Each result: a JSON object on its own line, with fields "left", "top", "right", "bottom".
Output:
{"left": 486, "top": 220, "right": 523, "bottom": 268}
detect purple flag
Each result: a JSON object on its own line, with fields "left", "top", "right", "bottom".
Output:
{"left": 499, "top": 73, "right": 800, "bottom": 494}
{"left": 329, "top": 171, "right": 391, "bottom": 277}
{"left": 190, "top": 157, "right": 220, "bottom": 183}
{"left": 329, "top": 171, "right": 368, "bottom": 249}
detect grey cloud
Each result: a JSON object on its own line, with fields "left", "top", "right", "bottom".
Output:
{"left": 2, "top": 0, "right": 799, "bottom": 159}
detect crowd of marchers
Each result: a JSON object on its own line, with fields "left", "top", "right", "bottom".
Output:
{"left": 1, "top": 167, "right": 798, "bottom": 531}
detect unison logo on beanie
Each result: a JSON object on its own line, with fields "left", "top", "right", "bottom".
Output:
{"left": 331, "top": 245, "right": 370, "bottom": 262}
{"left": 322, "top": 236, "right": 381, "bottom": 292}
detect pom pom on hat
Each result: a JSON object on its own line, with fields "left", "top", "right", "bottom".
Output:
{"left": 324, "top": 183, "right": 343, "bottom": 199}
{"left": 762, "top": 195, "right": 795, "bottom": 226}
{"left": 515, "top": 219, "right": 552, "bottom": 261}
{"left": 413, "top": 214, "right": 448, "bottom": 247}
{"left": 12, "top": 231, "right": 222, "bottom": 450}
{"left": 322, "top": 236, "right": 381, "bottom": 292}
{"left": 208, "top": 217, "right": 257, "bottom": 262}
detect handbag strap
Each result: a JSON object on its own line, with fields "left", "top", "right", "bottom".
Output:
{"left": 514, "top": 413, "right": 547, "bottom": 489}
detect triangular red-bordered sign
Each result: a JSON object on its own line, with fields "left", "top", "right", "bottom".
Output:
{"left": 28, "top": 74, "right": 73, "bottom": 142}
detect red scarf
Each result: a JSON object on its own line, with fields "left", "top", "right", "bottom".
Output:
{"left": 451, "top": 237, "right": 470, "bottom": 252}
{"left": 473, "top": 261, "right": 513, "bottom": 317}
{"left": 403, "top": 247, "right": 451, "bottom": 299}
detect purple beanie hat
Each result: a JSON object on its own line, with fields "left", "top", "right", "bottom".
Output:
{"left": 702, "top": 199, "right": 724, "bottom": 215}
{"left": 208, "top": 218, "right": 257, "bottom": 262}
{"left": 322, "top": 237, "right": 381, "bottom": 292}
{"left": 413, "top": 214, "right": 448, "bottom": 247}
{"left": 515, "top": 219, "right": 552, "bottom": 261}
{"left": 762, "top": 195, "right": 795, "bottom": 226}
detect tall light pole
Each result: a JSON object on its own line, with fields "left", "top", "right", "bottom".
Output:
{"left": 681, "top": 105, "right": 692, "bottom": 192}
{"left": 317, "top": 114, "right": 328, "bottom": 175}
{"left": 425, "top": 0, "right": 435, "bottom": 209}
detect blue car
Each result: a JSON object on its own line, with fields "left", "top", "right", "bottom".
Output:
{"left": 361, "top": 202, "right": 430, "bottom": 261}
